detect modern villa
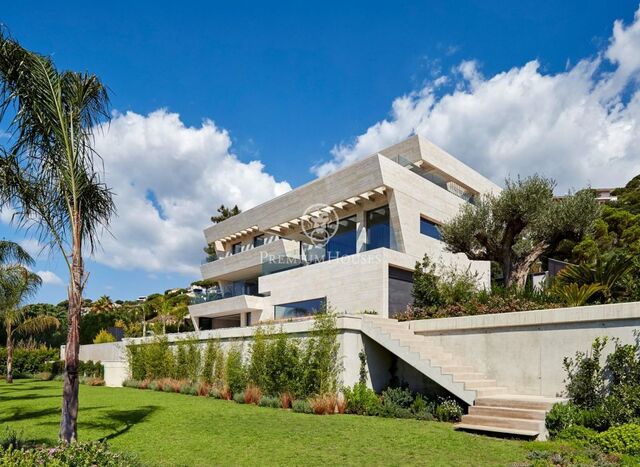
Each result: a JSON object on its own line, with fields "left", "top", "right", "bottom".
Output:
{"left": 81, "top": 135, "right": 640, "bottom": 440}
{"left": 188, "top": 135, "right": 500, "bottom": 330}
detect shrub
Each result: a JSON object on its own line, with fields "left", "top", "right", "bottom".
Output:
{"left": 410, "top": 393, "right": 430, "bottom": 416}
{"left": 292, "top": 399, "right": 313, "bottom": 414}
{"left": 201, "top": 341, "right": 219, "bottom": 384}
{"left": 0, "top": 427, "right": 24, "bottom": 450}
{"left": 138, "top": 379, "right": 150, "bottom": 390}
{"left": 378, "top": 386, "right": 415, "bottom": 418}
{"left": 219, "top": 385, "right": 232, "bottom": 401}
{"left": 196, "top": 381, "right": 210, "bottom": 396}
{"left": 258, "top": 396, "right": 280, "bottom": 408}
{"left": 301, "top": 311, "right": 341, "bottom": 397}
{"left": 233, "top": 392, "right": 245, "bottom": 404}
{"left": 208, "top": 387, "right": 221, "bottom": 399}
{"left": 36, "top": 371, "right": 53, "bottom": 381}
{"left": 263, "top": 329, "right": 303, "bottom": 397}
{"left": 0, "top": 441, "right": 140, "bottom": 466}
{"left": 309, "top": 394, "right": 337, "bottom": 415}
{"left": 381, "top": 386, "right": 413, "bottom": 409}
{"left": 434, "top": 399, "right": 463, "bottom": 422}
{"left": 0, "top": 346, "right": 58, "bottom": 376}
{"left": 83, "top": 376, "right": 105, "bottom": 386}
{"left": 122, "top": 379, "right": 138, "bottom": 388}
{"left": 358, "top": 350, "right": 368, "bottom": 385}
{"left": 556, "top": 425, "right": 598, "bottom": 445}
{"left": 225, "top": 345, "right": 247, "bottom": 395}
{"left": 280, "top": 392, "right": 293, "bottom": 409}
{"left": 244, "top": 385, "right": 262, "bottom": 405}
{"left": 162, "top": 382, "right": 174, "bottom": 393}
{"left": 179, "top": 382, "right": 193, "bottom": 395}
{"left": 148, "top": 381, "right": 159, "bottom": 391}
{"left": 546, "top": 402, "right": 581, "bottom": 438}
{"left": 596, "top": 424, "right": 640, "bottom": 455}
{"left": 343, "top": 383, "right": 381, "bottom": 416}
{"left": 412, "top": 255, "right": 442, "bottom": 308}
{"left": 93, "top": 329, "right": 116, "bottom": 344}
{"left": 127, "top": 338, "right": 175, "bottom": 381}
{"left": 336, "top": 393, "right": 346, "bottom": 414}
{"left": 563, "top": 337, "right": 607, "bottom": 409}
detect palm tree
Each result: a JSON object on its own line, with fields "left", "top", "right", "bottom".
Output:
{"left": 1, "top": 265, "right": 58, "bottom": 383}
{"left": 90, "top": 295, "right": 114, "bottom": 314}
{"left": 152, "top": 295, "right": 188, "bottom": 334}
{"left": 0, "top": 33, "right": 114, "bottom": 442}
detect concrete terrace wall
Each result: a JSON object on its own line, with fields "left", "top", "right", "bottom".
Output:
{"left": 60, "top": 342, "right": 126, "bottom": 363}
{"left": 99, "top": 316, "right": 367, "bottom": 388}
{"left": 409, "top": 302, "right": 640, "bottom": 397}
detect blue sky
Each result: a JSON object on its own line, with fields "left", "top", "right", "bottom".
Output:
{"left": 2, "top": 1, "right": 640, "bottom": 304}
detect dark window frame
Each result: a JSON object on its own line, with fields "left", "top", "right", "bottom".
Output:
{"left": 274, "top": 297, "right": 326, "bottom": 320}
{"left": 365, "top": 204, "right": 391, "bottom": 250}
{"left": 420, "top": 216, "right": 441, "bottom": 240}
{"left": 231, "top": 242, "right": 242, "bottom": 254}
{"left": 253, "top": 234, "right": 265, "bottom": 248}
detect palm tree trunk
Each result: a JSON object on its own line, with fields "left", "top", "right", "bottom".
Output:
{"left": 5, "top": 324, "right": 13, "bottom": 384}
{"left": 60, "top": 216, "right": 83, "bottom": 443}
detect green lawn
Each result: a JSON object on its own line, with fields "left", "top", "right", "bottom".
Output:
{"left": 1, "top": 379, "right": 536, "bottom": 466}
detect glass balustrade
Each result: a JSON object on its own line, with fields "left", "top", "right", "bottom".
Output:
{"left": 190, "top": 281, "right": 259, "bottom": 305}
{"left": 391, "top": 154, "right": 477, "bottom": 204}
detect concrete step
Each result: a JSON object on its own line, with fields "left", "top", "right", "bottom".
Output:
{"left": 453, "top": 372, "right": 486, "bottom": 382}
{"left": 475, "top": 395, "right": 563, "bottom": 411}
{"left": 469, "top": 405, "right": 547, "bottom": 421}
{"left": 438, "top": 365, "right": 475, "bottom": 375}
{"left": 454, "top": 423, "right": 539, "bottom": 438}
{"left": 461, "top": 379, "right": 497, "bottom": 389}
{"left": 460, "top": 414, "right": 544, "bottom": 432}
{"left": 474, "top": 387, "right": 508, "bottom": 397}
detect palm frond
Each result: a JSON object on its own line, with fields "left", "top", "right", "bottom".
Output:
{"left": 15, "top": 314, "right": 59, "bottom": 335}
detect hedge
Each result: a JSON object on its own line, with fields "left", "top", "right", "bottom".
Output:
{"left": 0, "top": 347, "right": 58, "bottom": 376}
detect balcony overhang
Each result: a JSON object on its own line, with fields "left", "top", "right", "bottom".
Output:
{"left": 201, "top": 238, "right": 301, "bottom": 281}
{"left": 263, "top": 186, "right": 388, "bottom": 238}
{"left": 188, "top": 295, "right": 266, "bottom": 319}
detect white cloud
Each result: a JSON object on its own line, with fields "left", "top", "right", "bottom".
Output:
{"left": 19, "top": 239, "right": 45, "bottom": 259}
{"left": 36, "top": 270, "right": 64, "bottom": 286}
{"left": 313, "top": 7, "right": 640, "bottom": 192}
{"left": 92, "top": 110, "right": 291, "bottom": 275}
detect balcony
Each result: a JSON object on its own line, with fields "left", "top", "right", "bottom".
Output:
{"left": 200, "top": 238, "right": 302, "bottom": 281}
{"left": 189, "top": 293, "right": 266, "bottom": 319}
{"left": 391, "top": 155, "right": 477, "bottom": 204}
{"left": 190, "top": 282, "right": 259, "bottom": 305}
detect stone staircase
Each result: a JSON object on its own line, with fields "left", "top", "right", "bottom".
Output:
{"left": 361, "top": 316, "right": 564, "bottom": 440}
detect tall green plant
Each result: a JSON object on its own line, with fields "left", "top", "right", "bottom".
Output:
{"left": 201, "top": 340, "right": 220, "bottom": 384}
{"left": 225, "top": 344, "right": 246, "bottom": 394}
{"left": 302, "top": 310, "right": 341, "bottom": 396}
{"left": 563, "top": 337, "right": 607, "bottom": 409}
{"left": 0, "top": 33, "right": 114, "bottom": 442}
{"left": 411, "top": 255, "right": 442, "bottom": 308}
{"left": 556, "top": 255, "right": 634, "bottom": 302}
{"left": 0, "top": 242, "right": 57, "bottom": 383}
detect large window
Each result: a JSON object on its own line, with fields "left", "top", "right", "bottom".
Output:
{"left": 420, "top": 217, "right": 441, "bottom": 240}
{"left": 325, "top": 215, "right": 357, "bottom": 259}
{"left": 274, "top": 297, "right": 326, "bottom": 320}
{"left": 366, "top": 205, "right": 390, "bottom": 250}
{"left": 388, "top": 267, "right": 413, "bottom": 318}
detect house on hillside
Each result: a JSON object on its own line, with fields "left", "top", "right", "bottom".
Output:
{"left": 188, "top": 135, "right": 500, "bottom": 330}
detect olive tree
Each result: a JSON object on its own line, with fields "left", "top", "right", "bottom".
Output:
{"left": 440, "top": 175, "right": 600, "bottom": 288}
